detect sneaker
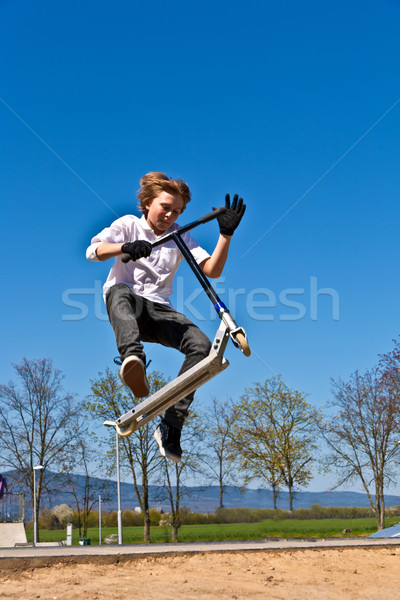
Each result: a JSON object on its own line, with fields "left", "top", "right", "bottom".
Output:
{"left": 154, "top": 421, "right": 182, "bottom": 463}
{"left": 120, "top": 355, "right": 150, "bottom": 397}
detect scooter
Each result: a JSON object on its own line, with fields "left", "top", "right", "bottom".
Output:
{"left": 115, "top": 206, "right": 250, "bottom": 437}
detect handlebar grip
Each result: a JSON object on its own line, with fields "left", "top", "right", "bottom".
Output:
{"left": 198, "top": 206, "right": 227, "bottom": 224}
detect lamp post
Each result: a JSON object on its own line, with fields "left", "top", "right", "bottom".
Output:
{"left": 33, "top": 465, "right": 44, "bottom": 546}
{"left": 103, "top": 421, "right": 122, "bottom": 545}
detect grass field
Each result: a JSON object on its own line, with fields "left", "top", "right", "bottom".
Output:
{"left": 26, "top": 516, "right": 399, "bottom": 545}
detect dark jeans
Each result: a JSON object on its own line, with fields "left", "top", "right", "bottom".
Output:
{"left": 106, "top": 284, "right": 211, "bottom": 429}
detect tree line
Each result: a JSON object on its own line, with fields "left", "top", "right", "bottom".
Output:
{"left": 1, "top": 337, "right": 400, "bottom": 540}
{"left": 36, "top": 504, "right": 400, "bottom": 532}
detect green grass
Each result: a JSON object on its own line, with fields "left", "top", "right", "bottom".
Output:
{"left": 26, "top": 516, "right": 400, "bottom": 545}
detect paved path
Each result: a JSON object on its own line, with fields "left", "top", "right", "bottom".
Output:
{"left": 1, "top": 537, "right": 400, "bottom": 562}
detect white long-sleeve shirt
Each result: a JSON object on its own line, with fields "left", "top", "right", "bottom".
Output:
{"left": 86, "top": 214, "right": 210, "bottom": 306}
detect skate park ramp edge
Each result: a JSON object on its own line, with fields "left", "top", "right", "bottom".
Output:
{"left": 0, "top": 523, "right": 27, "bottom": 547}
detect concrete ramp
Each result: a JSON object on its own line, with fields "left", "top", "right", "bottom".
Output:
{"left": 369, "top": 523, "right": 400, "bottom": 538}
{"left": 0, "top": 523, "right": 27, "bottom": 547}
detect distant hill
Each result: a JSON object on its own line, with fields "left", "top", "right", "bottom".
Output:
{"left": 4, "top": 471, "right": 400, "bottom": 517}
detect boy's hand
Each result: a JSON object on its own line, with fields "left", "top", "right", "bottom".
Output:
{"left": 121, "top": 240, "right": 152, "bottom": 261}
{"left": 215, "top": 194, "right": 246, "bottom": 236}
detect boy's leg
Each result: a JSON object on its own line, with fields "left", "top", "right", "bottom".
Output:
{"left": 106, "top": 284, "right": 149, "bottom": 396}
{"left": 150, "top": 303, "right": 211, "bottom": 463}
{"left": 164, "top": 322, "right": 211, "bottom": 429}
{"left": 144, "top": 303, "right": 212, "bottom": 429}
{"left": 106, "top": 284, "right": 146, "bottom": 363}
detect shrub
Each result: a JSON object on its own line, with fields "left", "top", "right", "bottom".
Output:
{"left": 85, "top": 510, "right": 100, "bottom": 528}
{"left": 51, "top": 504, "right": 74, "bottom": 527}
{"left": 103, "top": 510, "right": 118, "bottom": 527}
{"left": 215, "top": 508, "right": 282, "bottom": 524}
{"left": 180, "top": 511, "right": 217, "bottom": 525}
{"left": 149, "top": 508, "right": 161, "bottom": 525}
{"left": 122, "top": 509, "right": 143, "bottom": 526}
{"left": 291, "top": 505, "right": 375, "bottom": 520}
{"left": 39, "top": 507, "right": 61, "bottom": 530}
{"left": 387, "top": 506, "right": 400, "bottom": 517}
{"left": 159, "top": 514, "right": 172, "bottom": 527}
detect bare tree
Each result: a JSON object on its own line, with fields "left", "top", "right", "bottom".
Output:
{"left": 0, "top": 358, "right": 80, "bottom": 539}
{"left": 202, "top": 397, "right": 238, "bottom": 508}
{"left": 85, "top": 367, "right": 165, "bottom": 542}
{"left": 379, "top": 336, "right": 400, "bottom": 397}
{"left": 159, "top": 410, "right": 207, "bottom": 541}
{"left": 319, "top": 366, "right": 400, "bottom": 530}
{"left": 230, "top": 376, "right": 318, "bottom": 510}
{"left": 59, "top": 422, "right": 111, "bottom": 538}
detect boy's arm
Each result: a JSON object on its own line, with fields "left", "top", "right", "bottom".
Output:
{"left": 95, "top": 240, "right": 152, "bottom": 262}
{"left": 95, "top": 242, "right": 124, "bottom": 261}
{"left": 87, "top": 216, "right": 150, "bottom": 263}
{"left": 200, "top": 193, "right": 246, "bottom": 278}
{"left": 86, "top": 217, "right": 128, "bottom": 262}
{"left": 200, "top": 235, "right": 231, "bottom": 278}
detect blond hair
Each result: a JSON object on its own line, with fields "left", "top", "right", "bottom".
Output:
{"left": 137, "top": 172, "right": 191, "bottom": 217}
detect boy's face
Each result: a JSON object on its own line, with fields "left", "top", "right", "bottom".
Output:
{"left": 146, "top": 191, "right": 183, "bottom": 235}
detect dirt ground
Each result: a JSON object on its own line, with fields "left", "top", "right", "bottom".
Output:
{"left": 0, "top": 547, "right": 400, "bottom": 599}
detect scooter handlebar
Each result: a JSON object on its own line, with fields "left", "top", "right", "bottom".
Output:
{"left": 195, "top": 206, "right": 227, "bottom": 225}
{"left": 121, "top": 206, "right": 226, "bottom": 263}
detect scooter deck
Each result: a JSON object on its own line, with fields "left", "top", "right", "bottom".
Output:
{"left": 116, "top": 351, "right": 229, "bottom": 436}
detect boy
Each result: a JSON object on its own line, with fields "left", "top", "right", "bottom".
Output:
{"left": 86, "top": 172, "right": 245, "bottom": 462}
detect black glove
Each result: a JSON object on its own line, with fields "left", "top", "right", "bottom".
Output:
{"left": 215, "top": 194, "right": 246, "bottom": 236}
{"left": 121, "top": 240, "right": 152, "bottom": 261}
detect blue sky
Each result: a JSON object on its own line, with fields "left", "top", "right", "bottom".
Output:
{"left": 1, "top": 0, "right": 400, "bottom": 492}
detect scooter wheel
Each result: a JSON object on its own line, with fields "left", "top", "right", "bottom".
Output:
{"left": 116, "top": 422, "right": 136, "bottom": 438}
{"left": 235, "top": 332, "right": 251, "bottom": 357}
